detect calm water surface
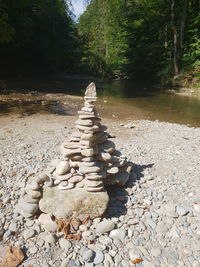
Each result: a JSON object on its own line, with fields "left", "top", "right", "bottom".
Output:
{"left": 1, "top": 79, "right": 200, "bottom": 127}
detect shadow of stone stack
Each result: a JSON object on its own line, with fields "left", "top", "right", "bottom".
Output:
{"left": 18, "top": 82, "right": 133, "bottom": 220}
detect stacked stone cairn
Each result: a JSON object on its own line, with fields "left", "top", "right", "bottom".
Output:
{"left": 18, "top": 82, "right": 133, "bottom": 220}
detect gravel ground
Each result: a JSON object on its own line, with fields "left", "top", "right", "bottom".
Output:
{"left": 0, "top": 112, "right": 200, "bottom": 267}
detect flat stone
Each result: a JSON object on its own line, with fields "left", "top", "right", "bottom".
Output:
{"left": 80, "top": 140, "right": 93, "bottom": 146}
{"left": 107, "top": 167, "right": 119, "bottom": 174}
{"left": 26, "top": 189, "right": 41, "bottom": 199}
{"left": 81, "top": 148, "right": 94, "bottom": 157}
{"left": 34, "top": 173, "right": 49, "bottom": 184}
{"left": 39, "top": 187, "right": 109, "bottom": 220}
{"left": 23, "top": 195, "right": 39, "bottom": 204}
{"left": 81, "top": 133, "right": 94, "bottom": 141}
{"left": 79, "top": 166, "right": 101, "bottom": 174}
{"left": 127, "top": 218, "right": 139, "bottom": 225}
{"left": 86, "top": 186, "right": 104, "bottom": 192}
{"left": 59, "top": 181, "right": 68, "bottom": 187}
{"left": 72, "top": 131, "right": 82, "bottom": 138}
{"left": 76, "top": 125, "right": 97, "bottom": 132}
{"left": 58, "top": 182, "right": 74, "bottom": 190}
{"left": 81, "top": 161, "right": 96, "bottom": 167}
{"left": 96, "top": 220, "right": 115, "bottom": 234}
{"left": 63, "top": 142, "right": 80, "bottom": 149}
{"left": 54, "top": 173, "right": 72, "bottom": 181}
{"left": 76, "top": 119, "right": 93, "bottom": 126}
{"left": 86, "top": 180, "right": 103, "bottom": 188}
{"left": 82, "top": 106, "right": 94, "bottom": 112}
{"left": 26, "top": 181, "right": 40, "bottom": 191}
{"left": 60, "top": 146, "right": 81, "bottom": 157}
{"left": 69, "top": 175, "right": 83, "bottom": 183}
{"left": 86, "top": 174, "right": 104, "bottom": 181}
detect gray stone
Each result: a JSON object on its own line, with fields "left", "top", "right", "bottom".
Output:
{"left": 44, "top": 233, "right": 57, "bottom": 245}
{"left": 93, "top": 251, "right": 104, "bottom": 265}
{"left": 96, "top": 220, "right": 115, "bottom": 235}
{"left": 29, "top": 245, "right": 38, "bottom": 254}
{"left": 176, "top": 206, "right": 189, "bottom": 216}
{"left": 20, "top": 201, "right": 39, "bottom": 215}
{"left": 145, "top": 218, "right": 156, "bottom": 229}
{"left": 61, "top": 258, "right": 69, "bottom": 267}
{"left": 68, "top": 259, "right": 76, "bottom": 267}
{"left": 127, "top": 218, "right": 139, "bottom": 225}
{"left": 85, "top": 82, "right": 97, "bottom": 97}
{"left": 84, "top": 263, "right": 94, "bottom": 267}
{"left": 150, "top": 248, "right": 162, "bottom": 257}
{"left": 38, "top": 213, "right": 57, "bottom": 232}
{"left": 55, "top": 161, "right": 70, "bottom": 175}
{"left": 109, "top": 228, "right": 126, "bottom": 241}
{"left": 128, "top": 249, "right": 141, "bottom": 261}
{"left": 121, "top": 259, "right": 130, "bottom": 267}
{"left": 23, "top": 229, "right": 35, "bottom": 240}
{"left": 26, "top": 181, "right": 40, "bottom": 191}
{"left": 3, "top": 230, "right": 12, "bottom": 241}
{"left": 9, "top": 222, "right": 17, "bottom": 232}
{"left": 82, "top": 249, "right": 95, "bottom": 262}
{"left": 39, "top": 187, "right": 109, "bottom": 220}
{"left": 59, "top": 238, "right": 72, "bottom": 250}
{"left": 98, "top": 236, "right": 112, "bottom": 245}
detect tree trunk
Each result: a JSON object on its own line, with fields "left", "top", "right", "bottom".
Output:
{"left": 171, "top": 0, "right": 179, "bottom": 76}
{"left": 179, "top": 0, "right": 187, "bottom": 54}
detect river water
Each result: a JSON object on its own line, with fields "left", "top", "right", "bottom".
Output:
{"left": 0, "top": 79, "right": 200, "bottom": 127}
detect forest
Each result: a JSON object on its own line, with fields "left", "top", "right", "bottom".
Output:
{"left": 0, "top": 0, "right": 199, "bottom": 86}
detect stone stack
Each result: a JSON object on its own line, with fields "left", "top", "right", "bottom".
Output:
{"left": 18, "top": 82, "right": 133, "bottom": 220}
{"left": 18, "top": 174, "right": 49, "bottom": 218}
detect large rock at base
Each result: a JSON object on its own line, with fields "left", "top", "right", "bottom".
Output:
{"left": 39, "top": 187, "right": 109, "bottom": 220}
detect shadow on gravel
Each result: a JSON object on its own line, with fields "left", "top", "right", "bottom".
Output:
{"left": 105, "top": 163, "right": 154, "bottom": 219}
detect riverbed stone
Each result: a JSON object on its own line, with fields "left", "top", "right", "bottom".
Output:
{"left": 109, "top": 228, "right": 127, "bottom": 241}
{"left": 39, "top": 187, "right": 109, "bottom": 220}
{"left": 96, "top": 220, "right": 115, "bottom": 234}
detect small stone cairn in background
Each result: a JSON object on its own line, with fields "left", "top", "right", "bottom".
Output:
{"left": 18, "top": 82, "right": 133, "bottom": 224}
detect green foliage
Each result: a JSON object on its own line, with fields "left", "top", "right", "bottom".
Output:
{"left": 0, "top": 0, "right": 79, "bottom": 76}
{"left": 78, "top": 0, "right": 200, "bottom": 85}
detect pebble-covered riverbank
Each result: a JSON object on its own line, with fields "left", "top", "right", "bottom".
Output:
{"left": 0, "top": 113, "right": 200, "bottom": 267}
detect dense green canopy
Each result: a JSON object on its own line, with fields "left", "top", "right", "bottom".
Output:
{"left": 0, "top": 0, "right": 199, "bottom": 85}
{"left": 0, "top": 0, "right": 79, "bottom": 76}
{"left": 78, "top": 0, "right": 200, "bottom": 84}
